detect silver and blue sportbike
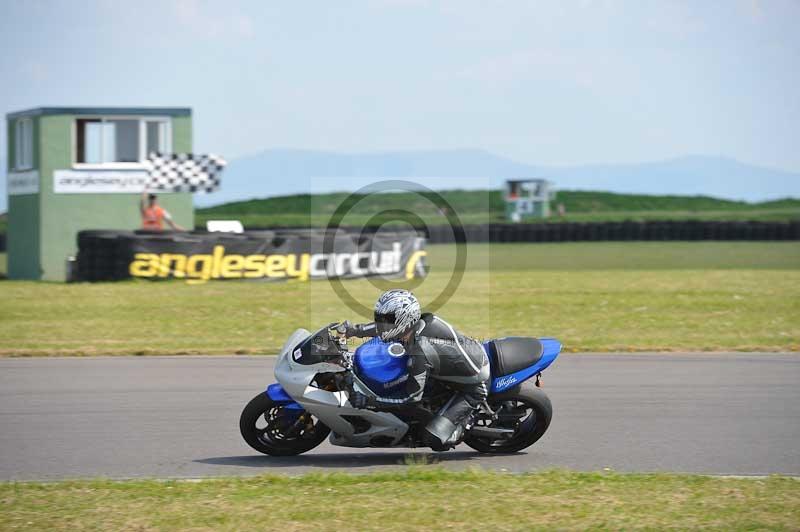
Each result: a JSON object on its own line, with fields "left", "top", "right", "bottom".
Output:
{"left": 240, "top": 325, "right": 561, "bottom": 455}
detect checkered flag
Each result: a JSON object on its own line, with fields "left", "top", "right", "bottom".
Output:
{"left": 145, "top": 152, "right": 226, "bottom": 193}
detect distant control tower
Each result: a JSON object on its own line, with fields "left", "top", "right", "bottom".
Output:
{"left": 504, "top": 179, "right": 555, "bottom": 222}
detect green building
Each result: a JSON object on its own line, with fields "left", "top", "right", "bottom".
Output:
{"left": 5, "top": 107, "right": 194, "bottom": 281}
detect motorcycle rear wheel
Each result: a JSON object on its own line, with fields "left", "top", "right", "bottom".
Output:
{"left": 463, "top": 382, "right": 552, "bottom": 454}
{"left": 240, "top": 393, "right": 330, "bottom": 456}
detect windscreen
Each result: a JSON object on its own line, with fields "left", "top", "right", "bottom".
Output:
{"left": 293, "top": 326, "right": 342, "bottom": 365}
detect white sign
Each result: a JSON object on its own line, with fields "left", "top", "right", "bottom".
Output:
{"left": 53, "top": 169, "right": 151, "bottom": 194}
{"left": 7, "top": 170, "right": 40, "bottom": 195}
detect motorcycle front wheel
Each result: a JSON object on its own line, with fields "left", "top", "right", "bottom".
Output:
{"left": 463, "top": 382, "right": 552, "bottom": 454}
{"left": 239, "top": 392, "right": 330, "bottom": 456}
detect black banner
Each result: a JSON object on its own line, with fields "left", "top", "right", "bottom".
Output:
{"left": 76, "top": 230, "right": 427, "bottom": 283}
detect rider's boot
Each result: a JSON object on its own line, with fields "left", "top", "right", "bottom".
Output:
{"left": 423, "top": 394, "right": 479, "bottom": 451}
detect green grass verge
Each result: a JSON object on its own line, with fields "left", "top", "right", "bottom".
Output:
{"left": 195, "top": 207, "right": 800, "bottom": 229}
{"left": 0, "top": 242, "right": 797, "bottom": 356}
{"left": 194, "top": 189, "right": 800, "bottom": 228}
{"left": 1, "top": 469, "right": 798, "bottom": 530}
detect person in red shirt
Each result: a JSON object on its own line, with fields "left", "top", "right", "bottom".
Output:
{"left": 140, "top": 192, "right": 184, "bottom": 231}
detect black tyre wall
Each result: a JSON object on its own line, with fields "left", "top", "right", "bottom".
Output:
{"left": 422, "top": 220, "right": 800, "bottom": 244}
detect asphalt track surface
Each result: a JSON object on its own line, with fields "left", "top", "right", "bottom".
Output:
{"left": 1, "top": 353, "right": 798, "bottom": 480}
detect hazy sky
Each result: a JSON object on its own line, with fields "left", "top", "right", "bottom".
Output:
{"left": 1, "top": 0, "right": 799, "bottom": 171}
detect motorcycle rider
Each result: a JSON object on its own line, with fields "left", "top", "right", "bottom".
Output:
{"left": 337, "top": 289, "right": 490, "bottom": 451}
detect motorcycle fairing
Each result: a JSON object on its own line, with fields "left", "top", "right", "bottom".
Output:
{"left": 489, "top": 337, "right": 561, "bottom": 393}
{"left": 274, "top": 328, "right": 410, "bottom": 447}
{"left": 266, "top": 383, "right": 303, "bottom": 411}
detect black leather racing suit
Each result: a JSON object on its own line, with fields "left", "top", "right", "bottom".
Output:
{"left": 349, "top": 312, "right": 490, "bottom": 450}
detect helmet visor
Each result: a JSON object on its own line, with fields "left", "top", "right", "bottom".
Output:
{"left": 374, "top": 311, "right": 397, "bottom": 338}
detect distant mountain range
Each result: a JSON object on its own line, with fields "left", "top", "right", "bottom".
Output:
{"left": 194, "top": 149, "right": 800, "bottom": 207}
{"left": 2, "top": 150, "right": 799, "bottom": 212}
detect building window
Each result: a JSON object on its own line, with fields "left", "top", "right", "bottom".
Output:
{"left": 14, "top": 118, "right": 34, "bottom": 170}
{"left": 146, "top": 121, "right": 169, "bottom": 155}
{"left": 75, "top": 117, "right": 171, "bottom": 165}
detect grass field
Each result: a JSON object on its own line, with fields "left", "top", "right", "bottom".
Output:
{"left": 1, "top": 469, "right": 798, "bottom": 530}
{"left": 194, "top": 189, "right": 800, "bottom": 228}
{"left": 0, "top": 242, "right": 797, "bottom": 356}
